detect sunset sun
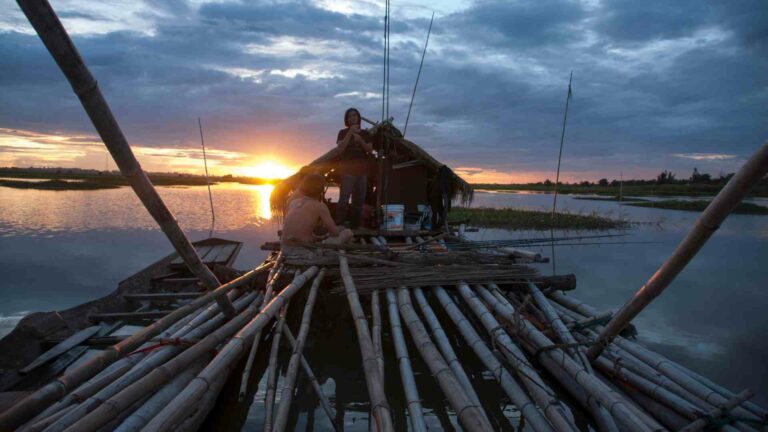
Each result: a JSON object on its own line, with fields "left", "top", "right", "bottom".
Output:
{"left": 236, "top": 161, "right": 294, "bottom": 180}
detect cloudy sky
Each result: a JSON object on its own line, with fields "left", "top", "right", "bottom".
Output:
{"left": 1, "top": 0, "right": 766, "bottom": 182}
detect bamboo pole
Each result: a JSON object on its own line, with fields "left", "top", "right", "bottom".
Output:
{"left": 65, "top": 267, "right": 317, "bottom": 432}
{"left": 456, "top": 284, "right": 577, "bottom": 432}
{"left": 338, "top": 253, "right": 394, "bottom": 431}
{"left": 680, "top": 390, "right": 754, "bottom": 432}
{"left": 384, "top": 288, "right": 427, "bottom": 432}
{"left": 396, "top": 287, "right": 493, "bottom": 432}
{"left": 111, "top": 359, "right": 208, "bottom": 432}
{"left": 272, "top": 269, "right": 325, "bottom": 432}
{"left": 522, "top": 283, "right": 619, "bottom": 432}
{"left": 431, "top": 287, "right": 554, "bottom": 432}
{"left": 14, "top": 0, "right": 237, "bottom": 321}
{"left": 588, "top": 142, "right": 768, "bottom": 360}
{"left": 240, "top": 260, "right": 285, "bottom": 401}
{"left": 264, "top": 297, "right": 292, "bottom": 432}
{"left": 0, "top": 261, "right": 272, "bottom": 431}
{"left": 281, "top": 326, "right": 339, "bottom": 431}
{"left": 468, "top": 284, "right": 652, "bottom": 432}
{"left": 44, "top": 292, "right": 260, "bottom": 432}
{"left": 371, "top": 289, "right": 385, "bottom": 382}
{"left": 411, "top": 288, "right": 485, "bottom": 418}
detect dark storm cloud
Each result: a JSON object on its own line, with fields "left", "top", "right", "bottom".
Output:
{"left": 0, "top": 0, "right": 766, "bottom": 179}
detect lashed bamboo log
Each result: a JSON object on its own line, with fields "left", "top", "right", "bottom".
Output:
{"left": 680, "top": 390, "right": 754, "bottom": 432}
{"left": 272, "top": 269, "right": 325, "bottom": 432}
{"left": 431, "top": 287, "right": 554, "bottom": 432}
{"left": 239, "top": 260, "right": 285, "bottom": 401}
{"left": 0, "top": 261, "right": 272, "bottom": 431}
{"left": 138, "top": 267, "right": 319, "bottom": 432}
{"left": 44, "top": 292, "right": 260, "bottom": 432}
{"left": 456, "top": 283, "right": 577, "bottom": 432}
{"left": 468, "top": 284, "right": 652, "bottom": 432}
{"left": 411, "top": 288, "right": 484, "bottom": 418}
{"left": 384, "top": 288, "right": 427, "bottom": 432}
{"left": 111, "top": 359, "right": 208, "bottom": 432}
{"left": 14, "top": 0, "right": 237, "bottom": 322}
{"left": 594, "top": 374, "right": 669, "bottom": 431}
{"left": 553, "top": 296, "right": 764, "bottom": 424}
{"left": 396, "top": 287, "right": 493, "bottom": 432}
{"left": 264, "top": 297, "right": 292, "bottom": 432}
{"left": 281, "top": 326, "right": 338, "bottom": 431}
{"left": 522, "top": 283, "right": 619, "bottom": 432}
{"left": 589, "top": 142, "right": 768, "bottom": 360}
{"left": 65, "top": 267, "right": 317, "bottom": 432}
{"left": 338, "top": 253, "right": 394, "bottom": 431}
{"left": 371, "top": 290, "right": 385, "bottom": 382}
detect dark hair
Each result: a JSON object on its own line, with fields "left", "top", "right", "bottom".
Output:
{"left": 300, "top": 174, "right": 325, "bottom": 200}
{"left": 344, "top": 108, "right": 361, "bottom": 127}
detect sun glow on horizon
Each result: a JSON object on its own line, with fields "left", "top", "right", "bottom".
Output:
{"left": 235, "top": 161, "right": 295, "bottom": 180}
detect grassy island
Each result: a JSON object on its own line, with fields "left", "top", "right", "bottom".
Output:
{"left": 0, "top": 179, "right": 121, "bottom": 190}
{"left": 625, "top": 200, "right": 768, "bottom": 215}
{"left": 448, "top": 207, "right": 629, "bottom": 230}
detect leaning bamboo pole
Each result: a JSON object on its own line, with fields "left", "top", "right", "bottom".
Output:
{"left": 456, "top": 283, "right": 577, "bottom": 432}
{"left": 264, "top": 297, "right": 292, "bottom": 432}
{"left": 240, "top": 259, "right": 285, "bottom": 401}
{"left": 588, "top": 142, "right": 768, "bottom": 360}
{"left": 66, "top": 266, "right": 317, "bottom": 432}
{"left": 281, "top": 326, "right": 339, "bottom": 431}
{"left": 15, "top": 0, "right": 237, "bottom": 321}
{"left": 522, "top": 283, "right": 619, "bottom": 432}
{"left": 467, "top": 284, "right": 652, "bottom": 432}
{"left": 431, "top": 286, "right": 554, "bottom": 432}
{"left": 44, "top": 292, "right": 260, "bottom": 432}
{"left": 339, "top": 254, "right": 394, "bottom": 431}
{"left": 396, "top": 287, "right": 493, "bottom": 432}
{"left": 384, "top": 288, "right": 427, "bottom": 432}
{"left": 411, "top": 288, "right": 485, "bottom": 418}
{"left": 0, "top": 261, "right": 272, "bottom": 431}
{"left": 272, "top": 269, "right": 325, "bottom": 432}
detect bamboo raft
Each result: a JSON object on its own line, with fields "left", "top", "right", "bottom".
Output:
{"left": 3, "top": 1, "right": 768, "bottom": 430}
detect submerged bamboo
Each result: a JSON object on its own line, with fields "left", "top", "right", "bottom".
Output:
{"left": 272, "top": 269, "right": 325, "bottom": 432}
{"left": 372, "top": 290, "right": 385, "bottom": 381}
{"left": 431, "top": 286, "right": 554, "bottom": 432}
{"left": 264, "top": 297, "right": 292, "bottom": 432}
{"left": 396, "top": 287, "right": 493, "bottom": 432}
{"left": 14, "top": 0, "right": 237, "bottom": 323}
{"left": 0, "top": 261, "right": 271, "bottom": 431}
{"left": 385, "top": 288, "right": 427, "bottom": 432}
{"left": 339, "top": 254, "right": 394, "bottom": 431}
{"left": 281, "top": 326, "right": 339, "bottom": 431}
{"left": 589, "top": 142, "right": 768, "bottom": 360}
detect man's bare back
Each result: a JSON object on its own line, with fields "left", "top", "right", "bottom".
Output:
{"left": 282, "top": 194, "right": 339, "bottom": 245}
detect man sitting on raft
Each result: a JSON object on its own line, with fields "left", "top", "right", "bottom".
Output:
{"left": 281, "top": 174, "right": 353, "bottom": 256}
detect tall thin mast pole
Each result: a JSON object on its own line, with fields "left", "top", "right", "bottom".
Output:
{"left": 403, "top": 12, "right": 434, "bottom": 138}
{"left": 198, "top": 118, "right": 215, "bottom": 238}
{"left": 550, "top": 71, "right": 573, "bottom": 274}
{"left": 14, "top": 0, "right": 236, "bottom": 320}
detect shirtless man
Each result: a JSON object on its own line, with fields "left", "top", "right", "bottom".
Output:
{"left": 281, "top": 174, "right": 353, "bottom": 254}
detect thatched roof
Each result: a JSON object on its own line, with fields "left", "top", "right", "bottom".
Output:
{"left": 270, "top": 124, "right": 473, "bottom": 215}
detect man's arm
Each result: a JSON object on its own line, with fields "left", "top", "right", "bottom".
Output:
{"left": 337, "top": 129, "right": 354, "bottom": 151}
{"left": 356, "top": 132, "right": 374, "bottom": 153}
{"left": 317, "top": 202, "right": 340, "bottom": 236}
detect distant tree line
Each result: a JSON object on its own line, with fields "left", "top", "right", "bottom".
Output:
{"left": 536, "top": 168, "right": 754, "bottom": 187}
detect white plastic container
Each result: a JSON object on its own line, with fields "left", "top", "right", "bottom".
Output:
{"left": 381, "top": 204, "right": 405, "bottom": 231}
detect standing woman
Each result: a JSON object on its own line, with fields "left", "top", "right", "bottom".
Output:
{"left": 335, "top": 107, "right": 373, "bottom": 228}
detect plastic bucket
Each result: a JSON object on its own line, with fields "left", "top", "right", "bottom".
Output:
{"left": 381, "top": 204, "right": 405, "bottom": 231}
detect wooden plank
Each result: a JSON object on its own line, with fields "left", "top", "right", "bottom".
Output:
{"left": 169, "top": 245, "right": 214, "bottom": 265}
{"left": 208, "top": 243, "right": 237, "bottom": 263}
{"left": 88, "top": 311, "right": 171, "bottom": 322}
{"left": 19, "top": 326, "right": 101, "bottom": 374}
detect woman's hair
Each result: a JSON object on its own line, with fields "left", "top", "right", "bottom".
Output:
{"left": 344, "top": 107, "right": 361, "bottom": 127}
{"left": 299, "top": 174, "right": 325, "bottom": 200}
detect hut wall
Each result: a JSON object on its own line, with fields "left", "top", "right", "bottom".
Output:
{"left": 383, "top": 164, "right": 429, "bottom": 214}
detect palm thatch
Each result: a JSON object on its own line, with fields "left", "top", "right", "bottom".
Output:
{"left": 270, "top": 123, "right": 474, "bottom": 218}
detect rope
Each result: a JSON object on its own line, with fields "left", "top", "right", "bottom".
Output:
{"left": 198, "top": 117, "right": 215, "bottom": 238}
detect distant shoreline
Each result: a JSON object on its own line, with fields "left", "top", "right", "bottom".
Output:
{"left": 474, "top": 183, "right": 768, "bottom": 198}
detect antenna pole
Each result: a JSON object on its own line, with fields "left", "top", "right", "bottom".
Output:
{"left": 403, "top": 12, "right": 434, "bottom": 138}
{"left": 198, "top": 117, "right": 215, "bottom": 238}
{"left": 550, "top": 71, "right": 573, "bottom": 275}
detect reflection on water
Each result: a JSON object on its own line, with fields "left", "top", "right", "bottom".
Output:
{"left": 1, "top": 185, "right": 767, "bottom": 412}
{"left": 0, "top": 182, "right": 275, "bottom": 236}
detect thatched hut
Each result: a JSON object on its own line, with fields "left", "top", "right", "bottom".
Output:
{"left": 270, "top": 123, "right": 473, "bottom": 228}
